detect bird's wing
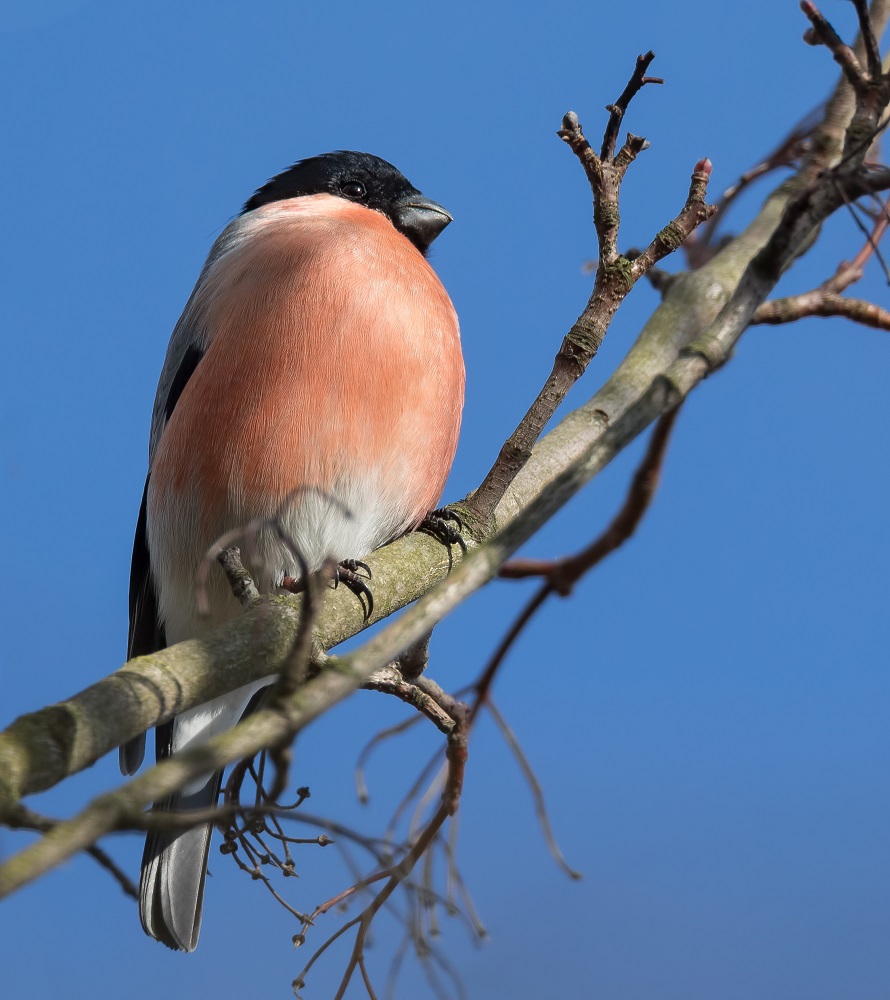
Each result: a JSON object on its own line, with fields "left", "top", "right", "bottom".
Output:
{"left": 118, "top": 221, "right": 243, "bottom": 774}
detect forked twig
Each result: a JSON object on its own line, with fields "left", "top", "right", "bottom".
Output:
{"left": 466, "top": 54, "right": 713, "bottom": 524}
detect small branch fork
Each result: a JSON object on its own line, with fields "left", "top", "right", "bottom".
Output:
{"left": 497, "top": 405, "right": 682, "bottom": 595}
{"left": 465, "top": 52, "right": 715, "bottom": 526}
{"left": 753, "top": 194, "right": 890, "bottom": 330}
{"left": 601, "top": 51, "right": 664, "bottom": 161}
{"left": 803, "top": 0, "right": 884, "bottom": 91}
{"left": 802, "top": 1, "right": 890, "bottom": 165}
{"left": 292, "top": 690, "right": 469, "bottom": 1000}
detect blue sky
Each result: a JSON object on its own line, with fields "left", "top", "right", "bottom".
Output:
{"left": 2, "top": 1, "right": 888, "bottom": 998}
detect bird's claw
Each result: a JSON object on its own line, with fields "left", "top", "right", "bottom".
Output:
{"left": 334, "top": 560, "right": 374, "bottom": 619}
{"left": 418, "top": 507, "right": 467, "bottom": 554}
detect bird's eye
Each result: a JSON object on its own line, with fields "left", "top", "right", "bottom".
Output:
{"left": 341, "top": 181, "right": 367, "bottom": 199}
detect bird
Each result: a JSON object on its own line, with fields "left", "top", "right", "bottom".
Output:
{"left": 121, "top": 150, "right": 464, "bottom": 952}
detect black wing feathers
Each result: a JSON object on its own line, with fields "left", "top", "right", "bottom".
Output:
{"left": 120, "top": 344, "right": 206, "bottom": 776}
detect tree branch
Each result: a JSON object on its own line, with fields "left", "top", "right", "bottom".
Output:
{"left": 753, "top": 290, "right": 890, "bottom": 329}
{"left": 2, "top": 0, "right": 889, "bottom": 911}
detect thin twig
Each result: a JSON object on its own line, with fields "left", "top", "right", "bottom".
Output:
{"left": 601, "top": 50, "right": 663, "bottom": 161}
{"left": 6, "top": 806, "right": 139, "bottom": 900}
{"left": 465, "top": 55, "right": 713, "bottom": 525}
{"left": 475, "top": 406, "right": 682, "bottom": 720}
{"left": 485, "top": 699, "right": 582, "bottom": 881}
{"left": 825, "top": 194, "right": 890, "bottom": 291}
{"left": 500, "top": 406, "right": 682, "bottom": 594}
{"left": 802, "top": 1, "right": 868, "bottom": 91}
{"left": 355, "top": 715, "right": 426, "bottom": 804}
{"left": 754, "top": 187, "right": 890, "bottom": 328}
{"left": 850, "top": 0, "right": 883, "bottom": 79}
{"left": 685, "top": 109, "right": 820, "bottom": 265}
{"left": 753, "top": 291, "right": 890, "bottom": 329}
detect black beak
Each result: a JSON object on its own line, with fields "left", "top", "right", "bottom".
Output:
{"left": 391, "top": 193, "right": 453, "bottom": 254}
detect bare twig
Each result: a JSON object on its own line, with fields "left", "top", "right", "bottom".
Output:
{"left": 851, "top": 0, "right": 884, "bottom": 80}
{"left": 500, "top": 407, "right": 682, "bottom": 593}
{"left": 754, "top": 190, "right": 890, "bottom": 328}
{"left": 803, "top": 1, "right": 868, "bottom": 91}
{"left": 6, "top": 805, "right": 138, "bottom": 900}
{"left": 629, "top": 161, "right": 715, "bottom": 279}
{"left": 466, "top": 59, "right": 714, "bottom": 524}
{"left": 470, "top": 405, "right": 681, "bottom": 732}
{"left": 355, "top": 714, "right": 426, "bottom": 804}
{"left": 601, "top": 50, "right": 664, "bottom": 160}
{"left": 825, "top": 194, "right": 890, "bottom": 290}
{"left": 362, "top": 667, "right": 459, "bottom": 736}
{"left": 753, "top": 290, "right": 890, "bottom": 329}
{"left": 485, "top": 699, "right": 582, "bottom": 880}
{"left": 293, "top": 720, "right": 468, "bottom": 1000}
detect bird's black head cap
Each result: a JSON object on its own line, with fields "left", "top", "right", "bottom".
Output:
{"left": 241, "top": 150, "right": 452, "bottom": 255}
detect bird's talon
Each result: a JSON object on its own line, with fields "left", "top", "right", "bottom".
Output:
{"left": 419, "top": 508, "right": 468, "bottom": 554}
{"left": 335, "top": 562, "right": 374, "bottom": 619}
{"left": 340, "top": 558, "right": 372, "bottom": 579}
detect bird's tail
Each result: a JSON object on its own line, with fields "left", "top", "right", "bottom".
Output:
{"left": 137, "top": 678, "right": 274, "bottom": 951}
{"left": 139, "top": 771, "right": 221, "bottom": 952}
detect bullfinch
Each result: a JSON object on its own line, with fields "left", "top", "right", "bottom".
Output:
{"left": 121, "top": 150, "right": 464, "bottom": 952}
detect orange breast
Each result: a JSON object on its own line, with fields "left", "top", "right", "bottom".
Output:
{"left": 149, "top": 195, "right": 464, "bottom": 566}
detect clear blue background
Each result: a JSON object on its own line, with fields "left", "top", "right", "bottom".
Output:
{"left": 2, "top": 2, "right": 888, "bottom": 998}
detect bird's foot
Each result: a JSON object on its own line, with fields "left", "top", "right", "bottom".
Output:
{"left": 418, "top": 507, "right": 467, "bottom": 555}
{"left": 282, "top": 559, "right": 373, "bottom": 618}
{"left": 333, "top": 559, "right": 374, "bottom": 619}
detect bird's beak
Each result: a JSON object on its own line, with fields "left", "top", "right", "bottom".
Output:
{"left": 392, "top": 194, "right": 453, "bottom": 252}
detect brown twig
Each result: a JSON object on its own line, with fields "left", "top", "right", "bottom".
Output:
{"left": 362, "top": 667, "right": 459, "bottom": 736}
{"left": 469, "top": 406, "right": 681, "bottom": 728}
{"left": 485, "top": 699, "right": 582, "bottom": 880}
{"left": 629, "top": 160, "right": 715, "bottom": 279}
{"left": 466, "top": 61, "right": 714, "bottom": 525}
{"left": 753, "top": 290, "right": 890, "bottom": 329}
{"left": 281, "top": 664, "right": 475, "bottom": 994}
{"left": 354, "top": 714, "right": 426, "bottom": 804}
{"left": 601, "top": 51, "right": 664, "bottom": 161}
{"left": 354, "top": 680, "right": 471, "bottom": 805}
{"left": 500, "top": 406, "right": 682, "bottom": 593}
{"left": 215, "top": 662, "right": 478, "bottom": 990}
{"left": 850, "top": 0, "right": 884, "bottom": 80}
{"left": 293, "top": 721, "right": 468, "bottom": 1000}
{"left": 6, "top": 805, "right": 138, "bottom": 900}
{"left": 824, "top": 194, "right": 890, "bottom": 290}
{"left": 802, "top": 1, "right": 868, "bottom": 91}
{"left": 196, "top": 520, "right": 264, "bottom": 616}
{"left": 754, "top": 192, "right": 890, "bottom": 328}
{"left": 338, "top": 733, "right": 467, "bottom": 1000}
